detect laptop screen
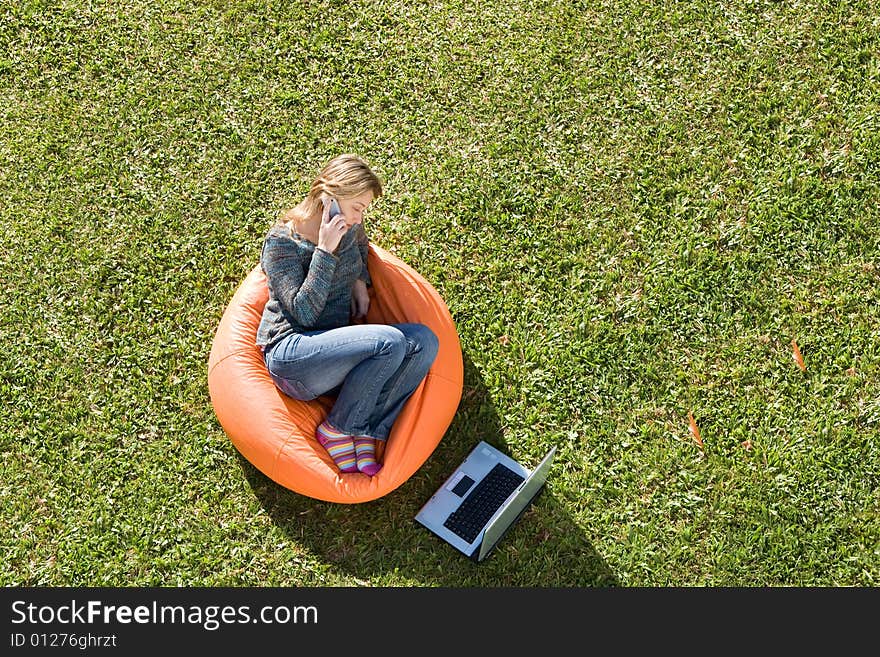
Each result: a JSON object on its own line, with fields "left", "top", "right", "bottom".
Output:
{"left": 477, "top": 446, "right": 557, "bottom": 561}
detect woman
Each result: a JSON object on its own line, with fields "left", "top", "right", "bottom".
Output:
{"left": 256, "top": 154, "right": 439, "bottom": 476}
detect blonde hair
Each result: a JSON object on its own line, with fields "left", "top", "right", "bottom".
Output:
{"left": 280, "top": 154, "right": 383, "bottom": 226}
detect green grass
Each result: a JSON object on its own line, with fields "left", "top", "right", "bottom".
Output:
{"left": 1, "top": 0, "right": 878, "bottom": 586}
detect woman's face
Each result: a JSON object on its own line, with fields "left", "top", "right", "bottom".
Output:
{"left": 338, "top": 191, "right": 374, "bottom": 228}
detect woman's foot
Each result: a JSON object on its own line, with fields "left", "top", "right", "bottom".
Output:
{"left": 316, "top": 421, "right": 358, "bottom": 473}
{"left": 354, "top": 437, "right": 383, "bottom": 476}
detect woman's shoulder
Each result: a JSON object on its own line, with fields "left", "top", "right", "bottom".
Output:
{"left": 262, "top": 224, "right": 316, "bottom": 266}
{"left": 264, "top": 223, "right": 314, "bottom": 248}
{"left": 265, "top": 222, "right": 292, "bottom": 239}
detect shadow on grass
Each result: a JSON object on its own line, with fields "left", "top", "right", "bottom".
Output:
{"left": 240, "top": 350, "right": 618, "bottom": 587}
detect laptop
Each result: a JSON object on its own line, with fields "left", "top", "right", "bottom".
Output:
{"left": 415, "top": 441, "right": 557, "bottom": 562}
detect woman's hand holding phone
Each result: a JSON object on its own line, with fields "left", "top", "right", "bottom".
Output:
{"left": 317, "top": 197, "right": 348, "bottom": 254}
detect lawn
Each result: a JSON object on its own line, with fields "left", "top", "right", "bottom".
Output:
{"left": 1, "top": 0, "right": 878, "bottom": 586}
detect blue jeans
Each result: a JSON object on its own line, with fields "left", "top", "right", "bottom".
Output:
{"left": 263, "top": 323, "right": 439, "bottom": 441}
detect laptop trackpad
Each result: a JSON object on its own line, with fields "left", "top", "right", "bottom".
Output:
{"left": 451, "top": 475, "right": 475, "bottom": 497}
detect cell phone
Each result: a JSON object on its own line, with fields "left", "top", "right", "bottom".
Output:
{"left": 328, "top": 198, "right": 342, "bottom": 220}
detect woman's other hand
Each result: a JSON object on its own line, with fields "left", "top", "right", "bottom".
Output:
{"left": 351, "top": 279, "right": 370, "bottom": 320}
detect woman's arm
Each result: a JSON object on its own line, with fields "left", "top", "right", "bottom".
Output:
{"left": 261, "top": 235, "right": 338, "bottom": 327}
{"left": 353, "top": 224, "right": 372, "bottom": 288}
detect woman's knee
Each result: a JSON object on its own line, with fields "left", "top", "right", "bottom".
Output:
{"left": 369, "top": 325, "right": 409, "bottom": 358}
{"left": 403, "top": 323, "right": 439, "bottom": 361}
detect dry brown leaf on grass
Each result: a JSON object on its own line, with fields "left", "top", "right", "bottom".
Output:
{"left": 687, "top": 411, "right": 703, "bottom": 449}
{"left": 791, "top": 339, "right": 806, "bottom": 372}
{"left": 741, "top": 439, "right": 752, "bottom": 451}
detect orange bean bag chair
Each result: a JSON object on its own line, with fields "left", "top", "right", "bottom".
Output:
{"left": 208, "top": 243, "right": 463, "bottom": 503}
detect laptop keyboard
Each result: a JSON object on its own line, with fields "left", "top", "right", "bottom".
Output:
{"left": 443, "top": 463, "right": 525, "bottom": 544}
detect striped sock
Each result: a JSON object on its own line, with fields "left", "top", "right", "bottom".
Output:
{"left": 354, "top": 437, "right": 382, "bottom": 476}
{"left": 316, "top": 421, "right": 357, "bottom": 473}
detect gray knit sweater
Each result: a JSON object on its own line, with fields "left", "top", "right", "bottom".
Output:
{"left": 256, "top": 222, "right": 372, "bottom": 350}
